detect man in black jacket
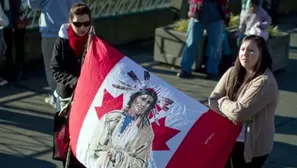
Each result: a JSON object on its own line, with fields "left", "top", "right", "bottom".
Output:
{"left": 51, "top": 24, "right": 86, "bottom": 99}
{"left": 0, "top": 0, "right": 27, "bottom": 77}
{"left": 51, "top": 3, "right": 92, "bottom": 113}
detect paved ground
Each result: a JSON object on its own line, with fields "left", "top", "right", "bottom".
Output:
{"left": 1, "top": 24, "right": 297, "bottom": 167}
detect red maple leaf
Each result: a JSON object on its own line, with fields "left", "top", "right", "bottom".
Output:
{"left": 151, "top": 117, "right": 180, "bottom": 151}
{"left": 95, "top": 89, "right": 124, "bottom": 119}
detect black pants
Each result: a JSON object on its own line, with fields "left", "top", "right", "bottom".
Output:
{"left": 263, "top": 0, "right": 279, "bottom": 24}
{"left": 225, "top": 142, "right": 268, "bottom": 168}
{"left": 3, "top": 28, "right": 25, "bottom": 65}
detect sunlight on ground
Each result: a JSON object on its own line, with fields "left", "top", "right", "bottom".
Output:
{"left": 275, "top": 133, "right": 297, "bottom": 146}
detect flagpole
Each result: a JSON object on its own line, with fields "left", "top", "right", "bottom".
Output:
{"left": 79, "top": 26, "right": 95, "bottom": 68}
{"left": 64, "top": 26, "right": 95, "bottom": 168}
{"left": 86, "top": 26, "right": 95, "bottom": 51}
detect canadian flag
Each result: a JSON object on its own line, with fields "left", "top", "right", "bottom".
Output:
{"left": 69, "top": 36, "right": 241, "bottom": 168}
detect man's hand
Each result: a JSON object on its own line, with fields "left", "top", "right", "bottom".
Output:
{"left": 256, "top": 22, "right": 264, "bottom": 30}
{"left": 188, "top": 11, "right": 193, "bottom": 18}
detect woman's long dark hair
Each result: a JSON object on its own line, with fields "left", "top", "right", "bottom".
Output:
{"left": 226, "top": 35, "right": 272, "bottom": 101}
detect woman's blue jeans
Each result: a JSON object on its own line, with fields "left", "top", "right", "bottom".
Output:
{"left": 237, "top": 35, "right": 247, "bottom": 47}
{"left": 206, "top": 29, "right": 231, "bottom": 57}
{"left": 181, "top": 18, "right": 224, "bottom": 75}
{"left": 222, "top": 30, "right": 231, "bottom": 56}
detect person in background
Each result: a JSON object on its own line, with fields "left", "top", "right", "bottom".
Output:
{"left": 203, "top": 26, "right": 232, "bottom": 75}
{"left": 26, "top": 0, "right": 82, "bottom": 108}
{"left": 177, "top": 0, "right": 230, "bottom": 79}
{"left": 0, "top": 0, "right": 28, "bottom": 78}
{"left": 51, "top": 3, "right": 92, "bottom": 167}
{"left": 235, "top": 0, "right": 271, "bottom": 46}
{"left": 242, "top": 0, "right": 278, "bottom": 25}
{"left": 209, "top": 35, "right": 278, "bottom": 167}
{"left": 219, "top": 28, "right": 233, "bottom": 73}
{"left": 241, "top": 0, "right": 263, "bottom": 13}
{"left": 0, "top": 2, "right": 8, "bottom": 86}
{"left": 51, "top": 2, "right": 91, "bottom": 111}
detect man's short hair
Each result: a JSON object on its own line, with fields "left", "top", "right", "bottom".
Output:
{"left": 69, "top": 3, "right": 92, "bottom": 22}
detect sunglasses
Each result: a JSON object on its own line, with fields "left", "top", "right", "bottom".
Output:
{"left": 72, "top": 21, "right": 91, "bottom": 27}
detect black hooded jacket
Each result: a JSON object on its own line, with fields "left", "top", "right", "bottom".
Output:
{"left": 50, "top": 24, "right": 86, "bottom": 98}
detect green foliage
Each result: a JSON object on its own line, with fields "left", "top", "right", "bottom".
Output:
{"left": 172, "top": 19, "right": 189, "bottom": 33}
{"left": 228, "top": 13, "right": 240, "bottom": 29}
{"left": 268, "top": 25, "right": 283, "bottom": 36}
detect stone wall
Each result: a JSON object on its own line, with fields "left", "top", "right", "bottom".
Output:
{"left": 94, "top": 9, "right": 175, "bottom": 45}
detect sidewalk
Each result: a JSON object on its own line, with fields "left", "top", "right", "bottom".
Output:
{"left": 0, "top": 23, "right": 297, "bottom": 167}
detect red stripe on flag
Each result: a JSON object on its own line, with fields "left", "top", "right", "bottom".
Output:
{"left": 167, "top": 109, "right": 242, "bottom": 168}
{"left": 69, "top": 36, "right": 124, "bottom": 155}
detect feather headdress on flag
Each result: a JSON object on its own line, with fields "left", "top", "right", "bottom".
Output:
{"left": 112, "top": 70, "right": 174, "bottom": 125}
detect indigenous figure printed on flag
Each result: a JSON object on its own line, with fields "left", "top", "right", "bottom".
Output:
{"left": 86, "top": 71, "right": 170, "bottom": 167}
{"left": 68, "top": 36, "right": 242, "bottom": 168}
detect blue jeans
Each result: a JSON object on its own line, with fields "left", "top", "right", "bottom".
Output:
{"left": 237, "top": 35, "right": 247, "bottom": 47}
{"left": 222, "top": 30, "right": 231, "bottom": 56}
{"left": 206, "top": 29, "right": 231, "bottom": 57}
{"left": 181, "top": 18, "right": 224, "bottom": 75}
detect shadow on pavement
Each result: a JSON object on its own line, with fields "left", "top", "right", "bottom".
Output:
{"left": 275, "top": 115, "right": 297, "bottom": 135}
{"left": 0, "top": 153, "right": 56, "bottom": 168}
{"left": 0, "top": 108, "right": 53, "bottom": 135}
{"left": 273, "top": 58, "right": 297, "bottom": 93}
{"left": 266, "top": 141, "right": 297, "bottom": 168}
{"left": 265, "top": 115, "right": 297, "bottom": 167}
{"left": 291, "top": 46, "right": 297, "bottom": 51}
{"left": 0, "top": 60, "right": 49, "bottom": 100}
